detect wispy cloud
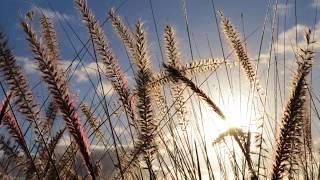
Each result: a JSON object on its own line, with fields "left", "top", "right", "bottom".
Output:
{"left": 96, "top": 81, "right": 114, "bottom": 97}
{"left": 16, "top": 56, "right": 38, "bottom": 74}
{"left": 73, "top": 62, "right": 105, "bottom": 83}
{"left": 311, "top": 0, "right": 320, "bottom": 8}
{"left": 35, "top": 7, "right": 73, "bottom": 21}
{"left": 16, "top": 57, "right": 97, "bottom": 83}
{"left": 276, "top": 3, "right": 292, "bottom": 16}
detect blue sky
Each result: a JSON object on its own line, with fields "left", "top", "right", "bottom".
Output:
{"left": 1, "top": 0, "right": 319, "bottom": 60}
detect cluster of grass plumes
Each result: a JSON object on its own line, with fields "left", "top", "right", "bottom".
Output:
{"left": 0, "top": 2, "right": 319, "bottom": 179}
{"left": 0, "top": 94, "right": 35, "bottom": 173}
{"left": 75, "top": 0, "right": 135, "bottom": 127}
{"left": 21, "top": 18, "right": 96, "bottom": 179}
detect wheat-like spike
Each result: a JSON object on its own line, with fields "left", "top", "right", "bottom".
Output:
{"left": 271, "top": 29, "right": 314, "bottom": 180}
{"left": 152, "top": 85, "right": 169, "bottom": 122}
{"left": 44, "top": 101, "right": 58, "bottom": 136}
{"left": 164, "top": 25, "right": 188, "bottom": 126}
{"left": 0, "top": 33, "right": 41, "bottom": 124}
{"left": 75, "top": 0, "right": 135, "bottom": 126}
{"left": 0, "top": 95, "right": 40, "bottom": 177}
{"left": 108, "top": 8, "right": 136, "bottom": 58}
{"left": 21, "top": 20, "right": 95, "bottom": 179}
{"left": 213, "top": 128, "right": 246, "bottom": 144}
{"left": 149, "top": 71, "right": 174, "bottom": 88}
{"left": 0, "top": 135, "right": 24, "bottom": 172}
{"left": 303, "top": 99, "right": 312, "bottom": 154}
{"left": 164, "top": 63, "right": 225, "bottom": 119}
{"left": 81, "top": 103, "right": 106, "bottom": 143}
{"left": 40, "top": 15, "right": 59, "bottom": 62}
{"left": 0, "top": 93, "right": 11, "bottom": 124}
{"left": 213, "top": 128, "right": 256, "bottom": 178}
{"left": 149, "top": 58, "right": 223, "bottom": 89}
{"left": 219, "top": 12, "right": 262, "bottom": 94}
{"left": 133, "top": 21, "right": 157, "bottom": 175}
{"left": 183, "top": 58, "right": 224, "bottom": 75}
{"left": 0, "top": 94, "right": 25, "bottom": 152}
{"left": 52, "top": 141, "right": 78, "bottom": 179}
{"left": 164, "top": 25, "right": 181, "bottom": 66}
{"left": 38, "top": 127, "right": 66, "bottom": 177}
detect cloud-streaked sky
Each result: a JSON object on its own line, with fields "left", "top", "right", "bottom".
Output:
{"left": 2, "top": 0, "right": 320, "bottom": 177}
{"left": 1, "top": 0, "right": 318, "bottom": 59}
{"left": 2, "top": 0, "right": 320, "bottom": 133}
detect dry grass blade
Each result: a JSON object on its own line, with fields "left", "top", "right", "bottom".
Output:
{"left": 271, "top": 29, "right": 314, "bottom": 180}
{"left": 40, "top": 15, "right": 59, "bottom": 62}
{"left": 164, "top": 63, "right": 225, "bottom": 119}
{"left": 21, "top": 20, "right": 95, "bottom": 180}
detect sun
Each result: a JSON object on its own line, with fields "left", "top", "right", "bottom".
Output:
{"left": 200, "top": 93, "right": 258, "bottom": 141}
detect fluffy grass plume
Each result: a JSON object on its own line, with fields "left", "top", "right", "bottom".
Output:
{"left": 108, "top": 9, "right": 136, "bottom": 58}
{"left": 75, "top": 0, "right": 136, "bottom": 125}
{"left": 0, "top": 93, "right": 40, "bottom": 178}
{"left": 21, "top": 20, "right": 95, "bottom": 180}
{"left": 220, "top": 11, "right": 262, "bottom": 94}
{"left": 164, "top": 63, "right": 225, "bottom": 119}
{"left": 271, "top": 29, "right": 314, "bottom": 180}
{"left": 164, "top": 25, "right": 188, "bottom": 125}
{"left": 40, "top": 15, "right": 59, "bottom": 62}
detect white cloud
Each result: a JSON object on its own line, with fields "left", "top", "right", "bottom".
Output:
{"left": 275, "top": 3, "right": 292, "bottom": 16}
{"left": 96, "top": 81, "right": 114, "bottom": 97}
{"left": 73, "top": 62, "right": 105, "bottom": 83}
{"left": 16, "top": 56, "right": 38, "bottom": 74}
{"left": 276, "top": 24, "right": 309, "bottom": 54}
{"left": 15, "top": 57, "right": 111, "bottom": 86}
{"left": 272, "top": 22, "right": 320, "bottom": 57}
